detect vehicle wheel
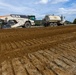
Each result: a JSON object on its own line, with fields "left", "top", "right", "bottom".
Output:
{"left": 53, "top": 23, "right": 57, "bottom": 27}
{"left": 24, "top": 22, "right": 31, "bottom": 28}
{"left": 50, "top": 23, "right": 54, "bottom": 27}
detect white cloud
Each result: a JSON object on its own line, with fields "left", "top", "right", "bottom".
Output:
{"left": 40, "top": 0, "right": 48, "bottom": 4}
{"left": 0, "top": 1, "right": 35, "bottom": 14}
{"left": 58, "top": 8, "right": 76, "bottom": 15}
{"left": 36, "top": 0, "right": 69, "bottom": 4}
{"left": 51, "top": 0, "right": 69, "bottom": 4}
{"left": 35, "top": 0, "right": 49, "bottom": 4}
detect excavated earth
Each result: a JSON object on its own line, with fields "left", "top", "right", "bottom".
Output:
{"left": 0, "top": 25, "right": 76, "bottom": 75}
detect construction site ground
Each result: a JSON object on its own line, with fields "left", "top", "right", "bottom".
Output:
{"left": 0, "top": 25, "right": 76, "bottom": 75}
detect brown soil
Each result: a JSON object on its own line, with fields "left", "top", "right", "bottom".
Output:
{"left": 0, "top": 25, "right": 76, "bottom": 75}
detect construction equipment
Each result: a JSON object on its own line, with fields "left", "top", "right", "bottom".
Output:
{"left": 0, "top": 14, "right": 35, "bottom": 28}
{"left": 42, "top": 15, "right": 65, "bottom": 27}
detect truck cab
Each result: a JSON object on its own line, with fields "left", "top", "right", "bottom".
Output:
{"left": 28, "top": 15, "right": 36, "bottom": 21}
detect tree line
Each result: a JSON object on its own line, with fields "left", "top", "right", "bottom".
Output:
{"left": 66, "top": 18, "right": 76, "bottom": 24}
{"left": 73, "top": 18, "right": 76, "bottom": 24}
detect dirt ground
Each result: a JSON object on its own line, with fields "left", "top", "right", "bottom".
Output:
{"left": 0, "top": 25, "right": 76, "bottom": 75}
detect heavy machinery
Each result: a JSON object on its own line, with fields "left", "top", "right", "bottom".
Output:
{"left": 42, "top": 15, "right": 65, "bottom": 27}
{"left": 0, "top": 14, "right": 35, "bottom": 28}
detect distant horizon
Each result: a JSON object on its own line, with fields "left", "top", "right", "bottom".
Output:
{"left": 0, "top": 0, "right": 76, "bottom": 22}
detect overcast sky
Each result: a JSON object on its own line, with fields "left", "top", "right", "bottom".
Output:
{"left": 0, "top": 0, "right": 76, "bottom": 22}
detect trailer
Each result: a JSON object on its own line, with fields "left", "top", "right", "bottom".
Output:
{"left": 42, "top": 15, "right": 65, "bottom": 27}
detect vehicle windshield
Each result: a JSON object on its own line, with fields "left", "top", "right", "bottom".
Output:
{"left": 28, "top": 16, "right": 36, "bottom": 21}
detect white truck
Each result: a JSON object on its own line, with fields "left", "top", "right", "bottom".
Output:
{"left": 0, "top": 14, "right": 35, "bottom": 28}
{"left": 42, "top": 15, "right": 65, "bottom": 27}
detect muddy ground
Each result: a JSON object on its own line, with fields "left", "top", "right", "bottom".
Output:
{"left": 0, "top": 25, "right": 76, "bottom": 75}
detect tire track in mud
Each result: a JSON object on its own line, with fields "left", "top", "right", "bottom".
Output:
{"left": 0, "top": 26, "right": 76, "bottom": 75}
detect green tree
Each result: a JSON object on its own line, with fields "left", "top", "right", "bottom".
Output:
{"left": 65, "top": 20, "right": 72, "bottom": 24}
{"left": 73, "top": 18, "right": 76, "bottom": 24}
{"left": 35, "top": 20, "right": 42, "bottom": 26}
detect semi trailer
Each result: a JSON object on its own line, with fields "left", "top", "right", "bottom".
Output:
{"left": 42, "top": 15, "right": 65, "bottom": 27}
